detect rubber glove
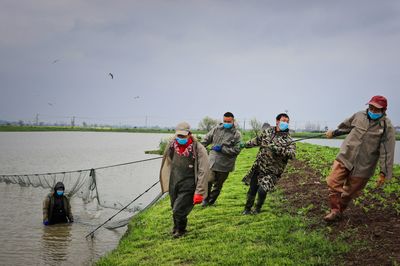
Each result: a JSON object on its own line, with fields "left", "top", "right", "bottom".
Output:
{"left": 376, "top": 173, "right": 386, "bottom": 187}
{"left": 239, "top": 142, "right": 246, "bottom": 149}
{"left": 43, "top": 220, "right": 49, "bottom": 226}
{"left": 193, "top": 194, "right": 203, "bottom": 205}
{"left": 211, "top": 145, "right": 222, "bottom": 152}
{"left": 325, "top": 130, "right": 334, "bottom": 139}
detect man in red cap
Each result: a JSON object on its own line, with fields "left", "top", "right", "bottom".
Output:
{"left": 324, "top": 95, "right": 396, "bottom": 221}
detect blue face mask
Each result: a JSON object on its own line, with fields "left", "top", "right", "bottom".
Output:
{"left": 56, "top": 190, "right": 64, "bottom": 196}
{"left": 176, "top": 137, "right": 188, "bottom": 145}
{"left": 279, "top": 121, "right": 289, "bottom": 131}
{"left": 368, "top": 110, "right": 383, "bottom": 120}
{"left": 223, "top": 123, "right": 233, "bottom": 129}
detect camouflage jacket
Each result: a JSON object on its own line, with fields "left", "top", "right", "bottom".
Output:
{"left": 245, "top": 127, "right": 296, "bottom": 177}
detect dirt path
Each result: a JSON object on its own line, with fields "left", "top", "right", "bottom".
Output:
{"left": 279, "top": 159, "right": 400, "bottom": 266}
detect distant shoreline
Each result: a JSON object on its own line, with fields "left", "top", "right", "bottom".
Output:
{"left": 1, "top": 125, "right": 399, "bottom": 140}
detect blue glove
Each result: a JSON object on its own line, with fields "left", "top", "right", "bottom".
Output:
{"left": 211, "top": 145, "right": 222, "bottom": 152}
{"left": 43, "top": 220, "right": 49, "bottom": 226}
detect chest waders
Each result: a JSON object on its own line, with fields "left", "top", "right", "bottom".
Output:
{"left": 169, "top": 151, "right": 196, "bottom": 233}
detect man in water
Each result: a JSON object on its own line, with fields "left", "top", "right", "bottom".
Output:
{"left": 43, "top": 182, "right": 74, "bottom": 225}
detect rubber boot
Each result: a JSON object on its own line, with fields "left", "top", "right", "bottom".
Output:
{"left": 324, "top": 194, "right": 343, "bottom": 222}
{"left": 242, "top": 194, "right": 256, "bottom": 215}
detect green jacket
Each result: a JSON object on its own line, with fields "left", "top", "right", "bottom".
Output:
{"left": 43, "top": 193, "right": 73, "bottom": 222}
{"left": 334, "top": 110, "right": 396, "bottom": 179}
{"left": 201, "top": 124, "right": 242, "bottom": 172}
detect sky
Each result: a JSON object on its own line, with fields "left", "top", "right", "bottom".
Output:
{"left": 1, "top": 0, "right": 399, "bottom": 130}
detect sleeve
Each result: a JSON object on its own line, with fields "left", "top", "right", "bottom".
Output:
{"left": 221, "top": 131, "right": 242, "bottom": 156}
{"left": 201, "top": 127, "right": 215, "bottom": 147}
{"left": 270, "top": 138, "right": 296, "bottom": 159}
{"left": 379, "top": 124, "right": 396, "bottom": 179}
{"left": 245, "top": 132, "right": 262, "bottom": 148}
{"left": 66, "top": 198, "right": 74, "bottom": 222}
{"left": 43, "top": 196, "right": 50, "bottom": 222}
{"left": 195, "top": 144, "right": 211, "bottom": 197}
{"left": 334, "top": 113, "right": 357, "bottom": 136}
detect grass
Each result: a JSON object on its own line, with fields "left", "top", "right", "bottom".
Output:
{"left": 96, "top": 146, "right": 350, "bottom": 266}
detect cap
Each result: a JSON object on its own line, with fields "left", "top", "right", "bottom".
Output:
{"left": 175, "top": 122, "right": 191, "bottom": 135}
{"left": 368, "top": 95, "right": 387, "bottom": 110}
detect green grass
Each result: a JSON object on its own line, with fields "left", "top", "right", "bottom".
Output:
{"left": 96, "top": 146, "right": 349, "bottom": 266}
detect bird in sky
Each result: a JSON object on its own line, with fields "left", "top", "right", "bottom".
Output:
{"left": 109, "top": 73, "right": 114, "bottom": 79}
{"left": 48, "top": 102, "right": 53, "bottom": 106}
{"left": 133, "top": 96, "right": 140, "bottom": 99}
{"left": 52, "top": 59, "right": 59, "bottom": 64}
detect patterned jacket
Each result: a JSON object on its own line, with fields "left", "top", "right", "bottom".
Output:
{"left": 244, "top": 127, "right": 296, "bottom": 178}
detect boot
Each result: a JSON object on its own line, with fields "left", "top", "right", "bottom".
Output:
{"left": 243, "top": 194, "right": 256, "bottom": 215}
{"left": 324, "top": 194, "right": 343, "bottom": 222}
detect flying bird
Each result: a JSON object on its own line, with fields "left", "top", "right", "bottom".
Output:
{"left": 109, "top": 73, "right": 114, "bottom": 79}
{"left": 133, "top": 96, "right": 140, "bottom": 99}
{"left": 52, "top": 59, "right": 60, "bottom": 64}
{"left": 48, "top": 102, "right": 53, "bottom": 106}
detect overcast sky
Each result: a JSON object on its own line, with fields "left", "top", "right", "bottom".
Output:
{"left": 1, "top": 0, "right": 399, "bottom": 129}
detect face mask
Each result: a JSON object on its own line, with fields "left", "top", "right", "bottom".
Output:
{"left": 223, "top": 123, "right": 233, "bottom": 129}
{"left": 279, "top": 121, "right": 289, "bottom": 131}
{"left": 176, "top": 137, "right": 188, "bottom": 145}
{"left": 56, "top": 190, "right": 64, "bottom": 196}
{"left": 368, "top": 110, "right": 383, "bottom": 120}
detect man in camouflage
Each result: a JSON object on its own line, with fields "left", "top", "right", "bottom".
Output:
{"left": 241, "top": 113, "right": 296, "bottom": 214}
{"left": 201, "top": 112, "right": 242, "bottom": 206}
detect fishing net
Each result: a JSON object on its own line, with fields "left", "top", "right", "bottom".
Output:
{"left": 0, "top": 157, "right": 163, "bottom": 212}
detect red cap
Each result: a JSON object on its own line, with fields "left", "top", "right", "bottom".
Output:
{"left": 368, "top": 95, "right": 387, "bottom": 110}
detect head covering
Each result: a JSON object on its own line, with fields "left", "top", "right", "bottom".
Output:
{"left": 54, "top": 182, "right": 65, "bottom": 191}
{"left": 368, "top": 95, "right": 387, "bottom": 110}
{"left": 175, "top": 122, "right": 191, "bottom": 136}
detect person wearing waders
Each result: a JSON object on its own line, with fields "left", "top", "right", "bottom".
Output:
{"left": 200, "top": 112, "right": 242, "bottom": 207}
{"left": 323, "top": 95, "right": 396, "bottom": 222}
{"left": 43, "top": 182, "right": 74, "bottom": 225}
{"left": 160, "top": 122, "right": 209, "bottom": 238}
{"left": 241, "top": 113, "right": 296, "bottom": 214}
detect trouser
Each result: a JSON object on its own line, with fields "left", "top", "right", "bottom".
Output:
{"left": 169, "top": 178, "right": 195, "bottom": 231}
{"left": 244, "top": 170, "right": 267, "bottom": 211}
{"left": 205, "top": 171, "right": 229, "bottom": 204}
{"left": 326, "top": 160, "right": 369, "bottom": 212}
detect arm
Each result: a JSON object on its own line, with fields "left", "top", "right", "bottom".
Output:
{"left": 195, "top": 144, "right": 211, "bottom": 197}
{"left": 201, "top": 127, "right": 215, "bottom": 147}
{"left": 66, "top": 197, "right": 74, "bottom": 222}
{"left": 333, "top": 113, "right": 357, "bottom": 136}
{"left": 245, "top": 132, "right": 262, "bottom": 148}
{"left": 43, "top": 196, "right": 50, "bottom": 222}
{"left": 379, "top": 124, "right": 396, "bottom": 179}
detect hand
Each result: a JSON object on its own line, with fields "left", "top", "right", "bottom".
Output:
{"left": 69, "top": 219, "right": 74, "bottom": 223}
{"left": 325, "top": 130, "right": 334, "bottom": 139}
{"left": 43, "top": 220, "right": 49, "bottom": 226}
{"left": 239, "top": 142, "right": 246, "bottom": 149}
{"left": 193, "top": 194, "right": 203, "bottom": 205}
{"left": 376, "top": 173, "right": 385, "bottom": 187}
{"left": 211, "top": 145, "right": 222, "bottom": 152}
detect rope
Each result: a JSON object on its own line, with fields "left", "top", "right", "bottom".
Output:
{"left": 85, "top": 180, "right": 161, "bottom": 239}
{"left": 0, "top": 156, "right": 163, "bottom": 177}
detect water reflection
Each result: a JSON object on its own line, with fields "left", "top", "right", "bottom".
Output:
{"left": 41, "top": 223, "right": 72, "bottom": 263}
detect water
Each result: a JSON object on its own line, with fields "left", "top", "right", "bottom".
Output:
{"left": 299, "top": 138, "right": 400, "bottom": 164}
{"left": 0, "top": 132, "right": 172, "bottom": 266}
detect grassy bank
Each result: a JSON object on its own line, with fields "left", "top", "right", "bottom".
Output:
{"left": 97, "top": 144, "right": 352, "bottom": 265}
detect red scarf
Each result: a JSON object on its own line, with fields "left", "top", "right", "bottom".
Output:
{"left": 172, "top": 137, "right": 194, "bottom": 157}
